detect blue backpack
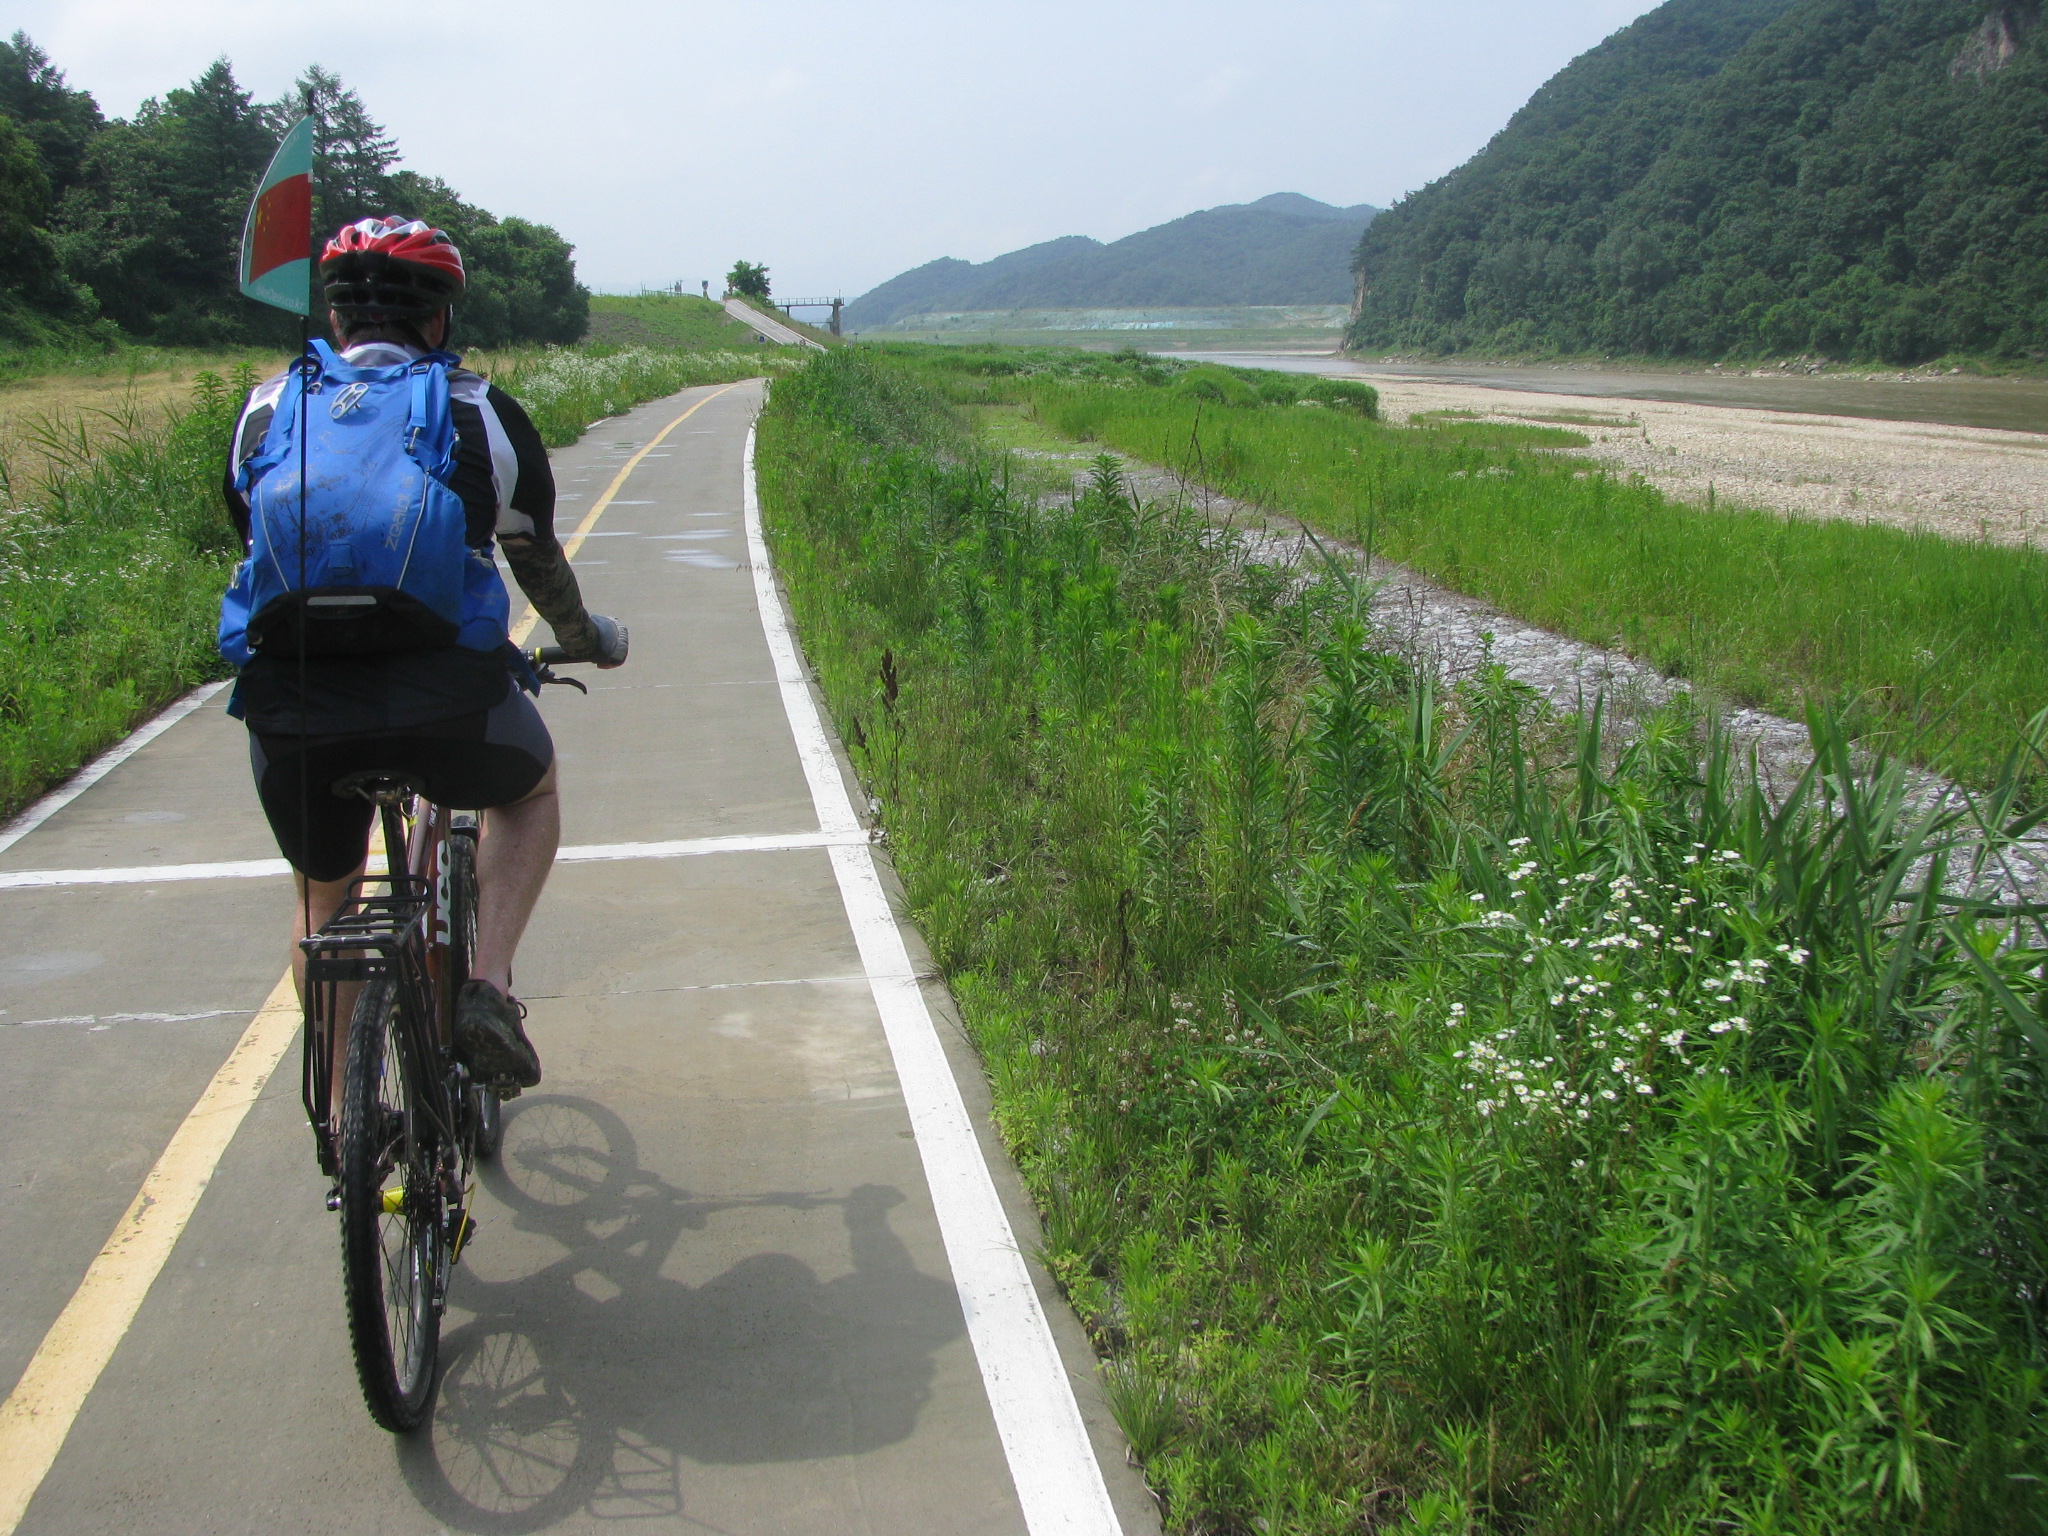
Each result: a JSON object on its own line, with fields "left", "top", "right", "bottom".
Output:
{"left": 218, "top": 340, "right": 511, "bottom": 667}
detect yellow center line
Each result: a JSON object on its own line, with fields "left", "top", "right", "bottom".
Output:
{"left": 0, "top": 378, "right": 750, "bottom": 1532}
{"left": 0, "top": 974, "right": 299, "bottom": 1535}
{"left": 508, "top": 380, "right": 745, "bottom": 646}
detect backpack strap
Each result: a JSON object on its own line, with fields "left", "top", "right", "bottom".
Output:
{"left": 232, "top": 345, "right": 329, "bottom": 495}
{"left": 404, "top": 351, "right": 461, "bottom": 481}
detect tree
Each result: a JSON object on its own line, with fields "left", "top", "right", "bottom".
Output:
{"left": 280, "top": 65, "right": 400, "bottom": 235}
{"left": 10, "top": 43, "right": 588, "bottom": 348}
{"left": 380, "top": 171, "right": 589, "bottom": 347}
{"left": 1348, "top": 0, "right": 2048, "bottom": 364}
{"left": 0, "top": 32, "right": 102, "bottom": 203}
{"left": 726, "top": 260, "right": 769, "bottom": 300}
{"left": 0, "top": 110, "right": 92, "bottom": 341}
{"left": 54, "top": 58, "right": 283, "bottom": 344}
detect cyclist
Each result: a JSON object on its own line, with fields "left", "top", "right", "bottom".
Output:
{"left": 222, "top": 216, "right": 625, "bottom": 1092}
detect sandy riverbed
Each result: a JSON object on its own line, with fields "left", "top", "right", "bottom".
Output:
{"left": 1185, "top": 352, "right": 2048, "bottom": 549}
{"left": 1368, "top": 376, "right": 2048, "bottom": 548}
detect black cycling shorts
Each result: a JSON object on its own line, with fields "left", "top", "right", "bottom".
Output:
{"left": 250, "top": 690, "right": 554, "bottom": 881}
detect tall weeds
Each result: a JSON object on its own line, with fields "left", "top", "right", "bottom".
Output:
{"left": 0, "top": 371, "right": 245, "bottom": 816}
{"left": 479, "top": 345, "right": 789, "bottom": 446}
{"left": 758, "top": 349, "right": 2048, "bottom": 1534}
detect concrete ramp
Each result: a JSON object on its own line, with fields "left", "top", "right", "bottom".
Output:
{"left": 724, "top": 298, "right": 824, "bottom": 350}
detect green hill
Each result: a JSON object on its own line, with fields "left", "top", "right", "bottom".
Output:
{"left": 847, "top": 194, "right": 1377, "bottom": 331}
{"left": 1345, "top": 0, "right": 2048, "bottom": 364}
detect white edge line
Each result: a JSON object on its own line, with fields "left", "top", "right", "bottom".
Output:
{"left": 743, "top": 425, "right": 1123, "bottom": 1536}
{"left": 0, "top": 858, "right": 291, "bottom": 890}
{"left": 0, "top": 681, "right": 231, "bottom": 858}
{"left": 0, "top": 831, "right": 872, "bottom": 891}
{"left": 555, "top": 830, "right": 865, "bottom": 863}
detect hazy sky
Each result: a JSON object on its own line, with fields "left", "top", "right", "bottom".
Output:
{"left": 13, "top": 1, "right": 1662, "bottom": 298}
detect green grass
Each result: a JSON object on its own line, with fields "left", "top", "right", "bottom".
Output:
{"left": 868, "top": 343, "right": 2048, "bottom": 795}
{"left": 583, "top": 292, "right": 782, "bottom": 352}
{"left": 757, "top": 348, "right": 2048, "bottom": 1534}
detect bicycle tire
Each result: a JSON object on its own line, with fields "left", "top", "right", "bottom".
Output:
{"left": 447, "top": 830, "right": 504, "bottom": 1162}
{"left": 338, "top": 977, "right": 444, "bottom": 1432}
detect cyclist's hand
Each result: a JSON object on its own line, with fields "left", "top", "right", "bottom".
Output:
{"left": 585, "top": 613, "right": 629, "bottom": 668}
{"left": 553, "top": 612, "right": 628, "bottom": 668}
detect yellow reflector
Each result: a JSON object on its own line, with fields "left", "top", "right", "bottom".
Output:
{"left": 380, "top": 1187, "right": 404, "bottom": 1215}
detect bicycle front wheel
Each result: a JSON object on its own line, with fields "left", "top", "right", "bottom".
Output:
{"left": 338, "top": 978, "right": 444, "bottom": 1432}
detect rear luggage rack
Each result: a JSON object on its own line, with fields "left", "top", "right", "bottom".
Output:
{"left": 300, "top": 875, "right": 433, "bottom": 1177}
{"left": 302, "top": 875, "right": 431, "bottom": 982}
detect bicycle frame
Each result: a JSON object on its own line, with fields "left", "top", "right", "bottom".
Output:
{"left": 299, "top": 788, "right": 473, "bottom": 1178}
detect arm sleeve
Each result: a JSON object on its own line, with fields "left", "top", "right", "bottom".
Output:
{"left": 220, "top": 399, "right": 272, "bottom": 547}
{"left": 483, "top": 385, "right": 558, "bottom": 547}
{"left": 483, "top": 384, "right": 598, "bottom": 653}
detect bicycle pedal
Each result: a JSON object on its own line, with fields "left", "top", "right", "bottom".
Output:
{"left": 324, "top": 1187, "right": 342, "bottom": 1213}
{"left": 450, "top": 1213, "right": 478, "bottom": 1261}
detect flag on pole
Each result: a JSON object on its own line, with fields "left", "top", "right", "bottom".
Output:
{"left": 238, "top": 115, "right": 314, "bottom": 315}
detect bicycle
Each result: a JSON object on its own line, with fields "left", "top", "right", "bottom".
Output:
{"left": 298, "top": 645, "right": 598, "bottom": 1432}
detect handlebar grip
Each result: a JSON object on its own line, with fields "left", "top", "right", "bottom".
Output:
{"left": 530, "top": 616, "right": 627, "bottom": 670}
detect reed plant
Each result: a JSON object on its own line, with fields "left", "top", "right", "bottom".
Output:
{"left": 758, "top": 348, "right": 2048, "bottom": 1534}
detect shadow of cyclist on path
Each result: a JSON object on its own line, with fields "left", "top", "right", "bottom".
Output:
{"left": 396, "top": 1094, "right": 966, "bottom": 1532}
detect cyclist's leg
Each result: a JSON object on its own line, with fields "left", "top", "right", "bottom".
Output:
{"left": 295, "top": 868, "right": 366, "bottom": 1097}
{"left": 405, "top": 690, "right": 558, "bottom": 999}
{"left": 250, "top": 731, "right": 377, "bottom": 1105}
{"left": 471, "top": 758, "right": 558, "bottom": 997}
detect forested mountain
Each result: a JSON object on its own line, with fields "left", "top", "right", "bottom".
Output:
{"left": 1346, "top": 0, "right": 2048, "bottom": 364}
{"left": 0, "top": 34, "right": 587, "bottom": 349}
{"left": 846, "top": 194, "right": 1377, "bottom": 331}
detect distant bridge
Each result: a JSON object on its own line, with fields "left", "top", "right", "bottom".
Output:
{"left": 771, "top": 296, "right": 845, "bottom": 336}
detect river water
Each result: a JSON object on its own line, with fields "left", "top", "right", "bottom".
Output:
{"left": 1178, "top": 351, "right": 2048, "bottom": 436}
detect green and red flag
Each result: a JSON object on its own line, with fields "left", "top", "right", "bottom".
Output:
{"left": 238, "top": 115, "right": 314, "bottom": 314}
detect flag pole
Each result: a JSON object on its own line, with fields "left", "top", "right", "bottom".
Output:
{"left": 296, "top": 81, "right": 314, "bottom": 1011}
{"left": 237, "top": 87, "right": 326, "bottom": 1128}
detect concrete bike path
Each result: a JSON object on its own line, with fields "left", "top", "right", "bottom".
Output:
{"left": 0, "top": 379, "right": 1156, "bottom": 1535}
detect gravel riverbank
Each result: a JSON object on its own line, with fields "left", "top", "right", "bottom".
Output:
{"left": 1035, "top": 446, "right": 2048, "bottom": 901}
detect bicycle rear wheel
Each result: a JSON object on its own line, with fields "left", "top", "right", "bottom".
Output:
{"left": 338, "top": 978, "right": 445, "bottom": 1431}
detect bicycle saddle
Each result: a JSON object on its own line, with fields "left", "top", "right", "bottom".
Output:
{"left": 330, "top": 770, "right": 429, "bottom": 803}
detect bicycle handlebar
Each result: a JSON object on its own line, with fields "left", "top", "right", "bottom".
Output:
{"left": 528, "top": 614, "right": 628, "bottom": 681}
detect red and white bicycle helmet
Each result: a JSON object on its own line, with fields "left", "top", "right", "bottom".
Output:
{"left": 320, "top": 217, "right": 466, "bottom": 322}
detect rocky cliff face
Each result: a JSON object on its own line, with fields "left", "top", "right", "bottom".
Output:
{"left": 1952, "top": 1, "right": 2035, "bottom": 77}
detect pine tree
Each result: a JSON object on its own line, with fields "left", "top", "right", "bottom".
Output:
{"left": 0, "top": 31, "right": 103, "bottom": 202}
{"left": 281, "top": 65, "right": 400, "bottom": 233}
